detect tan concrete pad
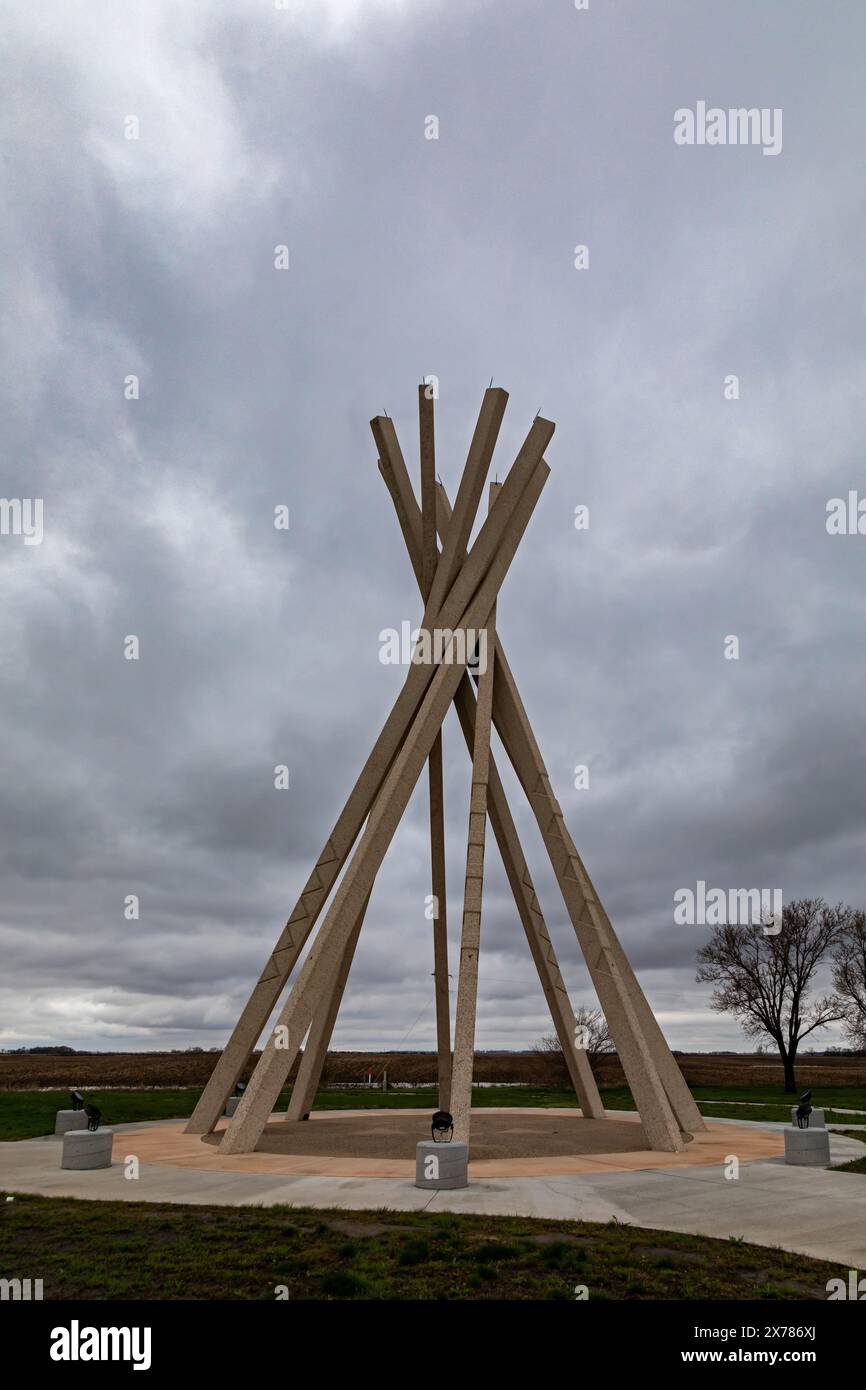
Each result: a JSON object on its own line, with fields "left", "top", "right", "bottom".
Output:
{"left": 117, "top": 1108, "right": 783, "bottom": 1179}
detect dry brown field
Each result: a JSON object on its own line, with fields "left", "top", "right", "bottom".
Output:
{"left": 0, "top": 1049, "right": 863, "bottom": 1090}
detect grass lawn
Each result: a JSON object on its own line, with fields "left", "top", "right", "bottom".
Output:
{"left": 0, "top": 1193, "right": 850, "bottom": 1301}
{"left": 834, "top": 1129, "right": 866, "bottom": 1175}
{"left": 0, "top": 1085, "right": 574, "bottom": 1140}
{"left": 2, "top": 1082, "right": 865, "bottom": 1141}
{"left": 685, "top": 1084, "right": 866, "bottom": 1126}
{"left": 685, "top": 1083, "right": 866, "bottom": 1110}
{"left": 603, "top": 1083, "right": 866, "bottom": 1122}
{"left": 0, "top": 1088, "right": 212, "bottom": 1141}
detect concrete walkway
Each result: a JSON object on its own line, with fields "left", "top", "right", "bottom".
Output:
{"left": 2, "top": 1119, "right": 864, "bottom": 1270}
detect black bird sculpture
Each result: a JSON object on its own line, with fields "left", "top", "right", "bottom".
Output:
{"left": 431, "top": 1110, "right": 454, "bottom": 1143}
{"left": 795, "top": 1091, "right": 813, "bottom": 1129}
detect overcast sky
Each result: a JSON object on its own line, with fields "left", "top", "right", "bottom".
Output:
{"left": 2, "top": 0, "right": 864, "bottom": 1057}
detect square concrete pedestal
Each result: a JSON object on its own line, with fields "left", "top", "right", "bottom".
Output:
{"left": 790, "top": 1108, "right": 825, "bottom": 1128}
{"left": 415, "top": 1140, "right": 468, "bottom": 1190}
{"left": 784, "top": 1125, "right": 830, "bottom": 1167}
{"left": 61, "top": 1128, "right": 114, "bottom": 1170}
{"left": 54, "top": 1110, "right": 88, "bottom": 1136}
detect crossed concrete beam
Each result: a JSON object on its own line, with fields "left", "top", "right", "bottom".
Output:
{"left": 375, "top": 422, "right": 604, "bottom": 1125}
{"left": 216, "top": 399, "right": 551, "bottom": 1154}
{"left": 376, "top": 415, "right": 704, "bottom": 1149}
{"left": 185, "top": 388, "right": 517, "bottom": 1137}
{"left": 283, "top": 440, "right": 605, "bottom": 1130}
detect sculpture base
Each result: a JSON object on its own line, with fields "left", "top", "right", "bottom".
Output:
{"left": 415, "top": 1140, "right": 468, "bottom": 1189}
{"left": 784, "top": 1126, "right": 830, "bottom": 1167}
{"left": 54, "top": 1110, "right": 88, "bottom": 1137}
{"left": 61, "top": 1128, "right": 114, "bottom": 1171}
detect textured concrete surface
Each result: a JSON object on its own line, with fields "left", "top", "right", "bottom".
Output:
{"left": 285, "top": 899, "right": 368, "bottom": 1122}
{"left": 54, "top": 1110, "right": 87, "bottom": 1136}
{"left": 451, "top": 486, "right": 498, "bottom": 1145}
{"left": 418, "top": 384, "right": 452, "bottom": 1114}
{"left": 2, "top": 1116, "right": 863, "bottom": 1267}
{"left": 60, "top": 1128, "right": 114, "bottom": 1170}
{"left": 785, "top": 1125, "right": 832, "bottom": 1166}
{"left": 416, "top": 1140, "right": 469, "bottom": 1190}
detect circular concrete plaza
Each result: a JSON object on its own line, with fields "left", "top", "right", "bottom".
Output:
{"left": 122, "top": 1108, "right": 785, "bottom": 1179}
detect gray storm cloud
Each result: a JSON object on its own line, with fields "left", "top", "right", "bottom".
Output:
{"left": 1, "top": 0, "right": 864, "bottom": 1053}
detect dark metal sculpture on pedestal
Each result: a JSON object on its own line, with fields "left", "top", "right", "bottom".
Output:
{"left": 431, "top": 1110, "right": 454, "bottom": 1143}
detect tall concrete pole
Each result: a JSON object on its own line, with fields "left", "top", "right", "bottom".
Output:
{"left": 450, "top": 484, "right": 499, "bottom": 1144}
{"left": 285, "top": 895, "right": 369, "bottom": 1121}
{"left": 419, "top": 384, "right": 452, "bottom": 1111}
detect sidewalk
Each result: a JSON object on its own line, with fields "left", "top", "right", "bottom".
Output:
{"left": 1, "top": 1119, "right": 863, "bottom": 1269}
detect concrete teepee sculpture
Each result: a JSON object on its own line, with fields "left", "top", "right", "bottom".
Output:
{"left": 186, "top": 386, "right": 704, "bottom": 1154}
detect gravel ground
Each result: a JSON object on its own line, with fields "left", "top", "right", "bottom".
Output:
{"left": 201, "top": 1111, "right": 652, "bottom": 1160}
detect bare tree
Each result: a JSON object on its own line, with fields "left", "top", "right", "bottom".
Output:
{"left": 534, "top": 1004, "right": 613, "bottom": 1070}
{"left": 574, "top": 1003, "right": 614, "bottom": 1058}
{"left": 832, "top": 909, "right": 866, "bottom": 1049}
{"left": 696, "top": 898, "right": 848, "bottom": 1092}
